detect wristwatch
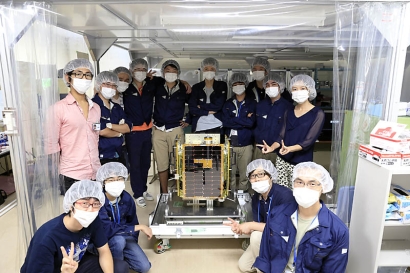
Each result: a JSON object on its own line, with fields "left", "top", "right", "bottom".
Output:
{"left": 106, "top": 123, "right": 112, "bottom": 129}
{"left": 118, "top": 133, "right": 123, "bottom": 137}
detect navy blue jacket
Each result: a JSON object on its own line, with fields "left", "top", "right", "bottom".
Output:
{"left": 222, "top": 97, "right": 256, "bottom": 147}
{"left": 254, "top": 201, "right": 349, "bottom": 273}
{"left": 188, "top": 80, "right": 227, "bottom": 132}
{"left": 153, "top": 78, "right": 189, "bottom": 129}
{"left": 276, "top": 106, "right": 325, "bottom": 165}
{"left": 98, "top": 190, "right": 140, "bottom": 242}
{"left": 252, "top": 183, "right": 295, "bottom": 223}
{"left": 92, "top": 95, "right": 132, "bottom": 159}
{"left": 123, "top": 79, "right": 156, "bottom": 128}
{"left": 246, "top": 80, "right": 266, "bottom": 103}
{"left": 254, "top": 97, "right": 293, "bottom": 148}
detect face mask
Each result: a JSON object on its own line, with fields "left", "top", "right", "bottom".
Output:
{"left": 232, "top": 85, "right": 245, "bottom": 95}
{"left": 117, "top": 81, "right": 129, "bottom": 93}
{"left": 101, "top": 87, "right": 116, "bottom": 99}
{"left": 73, "top": 209, "right": 99, "bottom": 228}
{"left": 266, "top": 87, "right": 279, "bottom": 98}
{"left": 165, "top": 73, "right": 178, "bottom": 83}
{"left": 253, "top": 71, "right": 265, "bottom": 81}
{"left": 134, "top": 71, "right": 147, "bottom": 82}
{"left": 105, "top": 182, "right": 125, "bottom": 198}
{"left": 293, "top": 187, "right": 321, "bottom": 208}
{"left": 72, "top": 78, "right": 92, "bottom": 94}
{"left": 292, "top": 90, "right": 309, "bottom": 104}
{"left": 203, "top": 71, "right": 215, "bottom": 80}
{"left": 251, "top": 179, "right": 271, "bottom": 194}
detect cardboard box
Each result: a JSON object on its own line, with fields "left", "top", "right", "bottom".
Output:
{"left": 369, "top": 121, "right": 410, "bottom": 152}
{"left": 399, "top": 211, "right": 410, "bottom": 224}
{"left": 397, "top": 196, "right": 410, "bottom": 212}
{"left": 359, "top": 145, "right": 402, "bottom": 167}
{"left": 401, "top": 152, "right": 410, "bottom": 166}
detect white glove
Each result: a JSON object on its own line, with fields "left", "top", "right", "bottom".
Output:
{"left": 119, "top": 119, "right": 125, "bottom": 125}
{"left": 106, "top": 123, "right": 112, "bottom": 129}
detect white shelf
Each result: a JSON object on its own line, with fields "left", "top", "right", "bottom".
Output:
{"left": 378, "top": 240, "right": 410, "bottom": 267}
{"left": 381, "top": 164, "right": 410, "bottom": 175}
{"left": 384, "top": 221, "right": 410, "bottom": 227}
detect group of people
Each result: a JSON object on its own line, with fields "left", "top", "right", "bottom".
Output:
{"left": 21, "top": 55, "right": 348, "bottom": 273}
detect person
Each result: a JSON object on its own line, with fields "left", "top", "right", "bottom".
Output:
{"left": 123, "top": 58, "right": 156, "bottom": 208}
{"left": 96, "top": 162, "right": 152, "bottom": 273}
{"left": 188, "top": 57, "right": 227, "bottom": 135}
{"left": 48, "top": 58, "right": 101, "bottom": 193}
{"left": 225, "top": 159, "right": 294, "bottom": 273}
{"left": 245, "top": 57, "right": 271, "bottom": 103}
{"left": 254, "top": 162, "right": 349, "bottom": 273}
{"left": 112, "top": 66, "right": 132, "bottom": 109}
{"left": 92, "top": 71, "right": 131, "bottom": 166}
{"left": 152, "top": 59, "right": 190, "bottom": 194}
{"left": 21, "top": 180, "right": 129, "bottom": 273}
{"left": 222, "top": 72, "right": 256, "bottom": 192}
{"left": 258, "top": 75, "right": 325, "bottom": 189}
{"left": 253, "top": 74, "right": 293, "bottom": 163}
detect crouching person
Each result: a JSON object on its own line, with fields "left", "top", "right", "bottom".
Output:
{"left": 96, "top": 162, "right": 152, "bottom": 273}
{"left": 21, "top": 180, "right": 128, "bottom": 273}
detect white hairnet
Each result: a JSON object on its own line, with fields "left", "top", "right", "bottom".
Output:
{"left": 63, "top": 58, "right": 95, "bottom": 87}
{"left": 63, "top": 180, "right": 105, "bottom": 213}
{"left": 246, "top": 159, "right": 278, "bottom": 181}
{"left": 161, "top": 59, "right": 181, "bottom": 76}
{"left": 96, "top": 162, "right": 129, "bottom": 184}
{"left": 201, "top": 57, "right": 219, "bottom": 72}
{"left": 113, "top": 66, "right": 132, "bottom": 83}
{"left": 290, "top": 74, "right": 317, "bottom": 100}
{"left": 252, "top": 57, "right": 271, "bottom": 72}
{"left": 130, "top": 58, "right": 148, "bottom": 71}
{"left": 264, "top": 73, "right": 286, "bottom": 93}
{"left": 95, "top": 71, "right": 119, "bottom": 92}
{"left": 292, "top": 162, "right": 333, "bottom": 193}
{"left": 229, "top": 72, "right": 248, "bottom": 87}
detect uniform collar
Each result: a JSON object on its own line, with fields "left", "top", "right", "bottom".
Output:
{"left": 286, "top": 200, "right": 331, "bottom": 228}
{"left": 67, "top": 92, "right": 94, "bottom": 108}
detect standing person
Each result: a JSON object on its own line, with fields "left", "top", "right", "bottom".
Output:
{"left": 253, "top": 74, "right": 293, "bottom": 163}
{"left": 123, "top": 58, "right": 156, "bottom": 208}
{"left": 48, "top": 58, "right": 101, "bottom": 193}
{"left": 222, "top": 72, "right": 256, "bottom": 192}
{"left": 254, "top": 162, "right": 349, "bottom": 273}
{"left": 96, "top": 162, "right": 152, "bottom": 273}
{"left": 112, "top": 66, "right": 132, "bottom": 109}
{"left": 188, "top": 57, "right": 227, "bottom": 135}
{"left": 258, "top": 75, "right": 325, "bottom": 189}
{"left": 152, "top": 59, "right": 190, "bottom": 194}
{"left": 21, "top": 180, "right": 129, "bottom": 273}
{"left": 245, "top": 57, "right": 271, "bottom": 103}
{"left": 92, "top": 71, "right": 131, "bottom": 166}
{"left": 225, "top": 159, "right": 294, "bottom": 273}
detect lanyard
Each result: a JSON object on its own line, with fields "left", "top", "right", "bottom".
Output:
{"left": 293, "top": 208, "right": 321, "bottom": 270}
{"left": 109, "top": 198, "right": 121, "bottom": 224}
{"left": 257, "top": 195, "right": 273, "bottom": 223}
{"left": 235, "top": 100, "right": 244, "bottom": 117}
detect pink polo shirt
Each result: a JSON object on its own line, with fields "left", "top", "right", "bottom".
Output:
{"left": 48, "top": 93, "right": 101, "bottom": 180}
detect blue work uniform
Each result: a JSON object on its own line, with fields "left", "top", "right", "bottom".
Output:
{"left": 123, "top": 79, "right": 156, "bottom": 199}
{"left": 222, "top": 97, "right": 256, "bottom": 147}
{"left": 251, "top": 183, "right": 295, "bottom": 223}
{"left": 246, "top": 80, "right": 266, "bottom": 103}
{"left": 92, "top": 95, "right": 132, "bottom": 161}
{"left": 254, "top": 201, "right": 349, "bottom": 273}
{"left": 276, "top": 106, "right": 325, "bottom": 164}
{"left": 188, "top": 80, "right": 227, "bottom": 132}
{"left": 254, "top": 97, "right": 293, "bottom": 149}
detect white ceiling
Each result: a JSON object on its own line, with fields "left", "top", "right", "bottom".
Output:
{"left": 51, "top": 1, "right": 358, "bottom": 70}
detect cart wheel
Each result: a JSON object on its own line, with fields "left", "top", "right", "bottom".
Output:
{"left": 242, "top": 239, "right": 250, "bottom": 251}
{"left": 154, "top": 239, "right": 170, "bottom": 254}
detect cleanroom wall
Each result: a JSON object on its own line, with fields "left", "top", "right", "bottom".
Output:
{"left": 332, "top": 2, "right": 410, "bottom": 224}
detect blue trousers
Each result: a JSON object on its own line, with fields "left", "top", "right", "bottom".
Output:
{"left": 108, "top": 235, "right": 151, "bottom": 273}
{"left": 125, "top": 129, "right": 152, "bottom": 199}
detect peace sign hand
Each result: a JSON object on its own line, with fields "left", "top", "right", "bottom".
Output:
{"left": 60, "top": 242, "right": 78, "bottom": 273}
{"left": 279, "top": 140, "right": 291, "bottom": 155}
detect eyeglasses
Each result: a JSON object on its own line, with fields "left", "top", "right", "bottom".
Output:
{"left": 293, "top": 180, "right": 322, "bottom": 189}
{"left": 75, "top": 201, "right": 102, "bottom": 209}
{"left": 70, "top": 71, "right": 93, "bottom": 80}
{"left": 249, "top": 171, "right": 269, "bottom": 180}
{"left": 105, "top": 177, "right": 125, "bottom": 183}
{"left": 102, "top": 82, "right": 118, "bottom": 88}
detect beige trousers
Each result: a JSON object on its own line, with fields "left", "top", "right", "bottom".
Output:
{"left": 238, "top": 231, "right": 263, "bottom": 273}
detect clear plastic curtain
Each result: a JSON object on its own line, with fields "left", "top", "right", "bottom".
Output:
{"left": 0, "top": 1, "right": 59, "bottom": 268}
{"left": 332, "top": 2, "right": 409, "bottom": 225}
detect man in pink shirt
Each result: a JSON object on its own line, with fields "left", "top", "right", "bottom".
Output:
{"left": 48, "top": 59, "right": 101, "bottom": 193}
